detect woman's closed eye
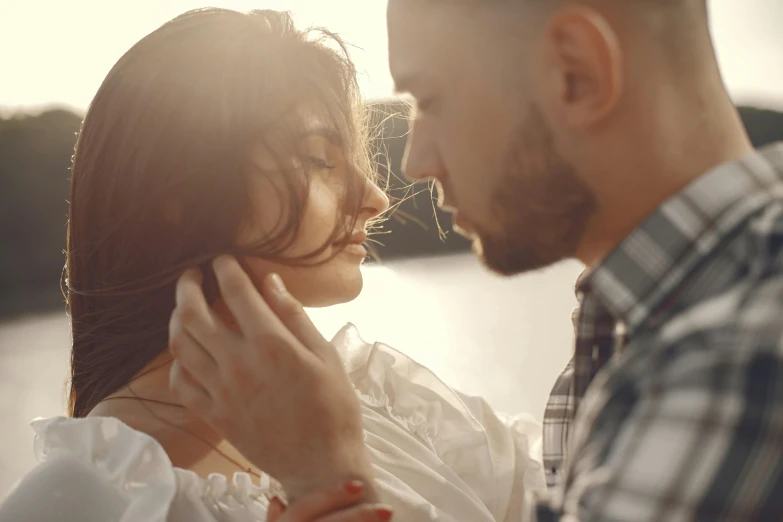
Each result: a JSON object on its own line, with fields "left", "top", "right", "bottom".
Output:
{"left": 304, "top": 155, "right": 336, "bottom": 170}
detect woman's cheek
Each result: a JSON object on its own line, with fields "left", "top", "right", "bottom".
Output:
{"left": 298, "top": 180, "right": 343, "bottom": 249}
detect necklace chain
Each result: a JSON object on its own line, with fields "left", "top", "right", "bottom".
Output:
{"left": 96, "top": 359, "right": 264, "bottom": 480}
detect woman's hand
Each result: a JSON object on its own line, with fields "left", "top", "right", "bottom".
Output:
{"left": 167, "top": 256, "right": 375, "bottom": 501}
{"left": 266, "top": 482, "right": 393, "bottom": 522}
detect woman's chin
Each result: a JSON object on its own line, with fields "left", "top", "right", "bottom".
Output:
{"left": 299, "top": 273, "right": 363, "bottom": 309}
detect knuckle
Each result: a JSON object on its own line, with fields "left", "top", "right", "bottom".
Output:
{"left": 169, "top": 329, "right": 192, "bottom": 358}
{"left": 278, "top": 295, "right": 304, "bottom": 317}
{"left": 169, "top": 375, "right": 186, "bottom": 399}
{"left": 170, "top": 380, "right": 209, "bottom": 412}
{"left": 250, "top": 332, "right": 301, "bottom": 368}
{"left": 169, "top": 386, "right": 183, "bottom": 404}
{"left": 250, "top": 332, "right": 288, "bottom": 351}
{"left": 170, "top": 368, "right": 188, "bottom": 388}
{"left": 169, "top": 363, "right": 192, "bottom": 391}
{"left": 168, "top": 332, "right": 184, "bottom": 355}
{"left": 168, "top": 338, "right": 180, "bottom": 357}
{"left": 177, "top": 304, "right": 199, "bottom": 326}
{"left": 220, "top": 272, "right": 248, "bottom": 297}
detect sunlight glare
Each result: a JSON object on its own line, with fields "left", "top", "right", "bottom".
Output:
{"left": 0, "top": 0, "right": 393, "bottom": 112}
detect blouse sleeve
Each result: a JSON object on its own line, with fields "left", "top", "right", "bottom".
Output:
{"left": 0, "top": 416, "right": 179, "bottom": 522}
{"left": 0, "top": 451, "right": 126, "bottom": 522}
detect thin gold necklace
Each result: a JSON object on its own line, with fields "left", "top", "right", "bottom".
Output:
{"left": 96, "top": 360, "right": 263, "bottom": 480}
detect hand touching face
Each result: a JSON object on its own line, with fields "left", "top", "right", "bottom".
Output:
{"left": 167, "top": 256, "right": 377, "bottom": 502}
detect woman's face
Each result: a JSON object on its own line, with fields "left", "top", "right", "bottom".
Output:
{"left": 237, "top": 113, "right": 389, "bottom": 308}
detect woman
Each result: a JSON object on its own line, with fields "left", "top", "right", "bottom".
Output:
{"left": 0, "top": 8, "right": 544, "bottom": 522}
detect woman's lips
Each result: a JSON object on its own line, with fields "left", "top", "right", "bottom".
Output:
{"left": 335, "top": 230, "right": 368, "bottom": 257}
{"left": 340, "top": 243, "right": 367, "bottom": 257}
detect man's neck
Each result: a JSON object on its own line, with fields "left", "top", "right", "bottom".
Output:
{"left": 577, "top": 98, "right": 753, "bottom": 267}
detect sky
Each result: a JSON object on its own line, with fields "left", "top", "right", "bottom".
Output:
{"left": 1, "top": 0, "right": 782, "bottom": 113}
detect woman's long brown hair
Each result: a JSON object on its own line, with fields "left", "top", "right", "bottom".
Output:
{"left": 66, "top": 8, "right": 373, "bottom": 418}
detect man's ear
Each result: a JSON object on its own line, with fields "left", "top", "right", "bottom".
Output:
{"left": 537, "top": 5, "right": 624, "bottom": 130}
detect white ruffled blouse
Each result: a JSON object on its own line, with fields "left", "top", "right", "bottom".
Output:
{"left": 0, "top": 325, "right": 546, "bottom": 522}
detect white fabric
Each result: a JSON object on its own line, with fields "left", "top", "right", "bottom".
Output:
{"left": 0, "top": 324, "right": 545, "bottom": 522}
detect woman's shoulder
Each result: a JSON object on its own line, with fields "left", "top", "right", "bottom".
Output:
{"left": 0, "top": 416, "right": 271, "bottom": 522}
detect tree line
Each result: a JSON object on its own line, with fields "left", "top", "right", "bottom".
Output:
{"left": 1, "top": 102, "right": 782, "bottom": 319}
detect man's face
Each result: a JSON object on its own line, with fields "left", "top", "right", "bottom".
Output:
{"left": 387, "top": 0, "right": 596, "bottom": 275}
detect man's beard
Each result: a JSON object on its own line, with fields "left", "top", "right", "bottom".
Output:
{"left": 475, "top": 106, "right": 597, "bottom": 276}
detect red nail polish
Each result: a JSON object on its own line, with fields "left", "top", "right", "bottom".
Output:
{"left": 344, "top": 480, "right": 364, "bottom": 494}
{"left": 375, "top": 506, "right": 393, "bottom": 521}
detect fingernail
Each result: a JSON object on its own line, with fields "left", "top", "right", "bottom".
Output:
{"left": 268, "top": 273, "right": 287, "bottom": 295}
{"left": 374, "top": 505, "right": 393, "bottom": 521}
{"left": 344, "top": 480, "right": 364, "bottom": 495}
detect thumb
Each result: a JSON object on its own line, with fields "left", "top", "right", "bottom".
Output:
{"left": 262, "top": 273, "right": 333, "bottom": 360}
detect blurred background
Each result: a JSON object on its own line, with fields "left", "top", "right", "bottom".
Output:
{"left": 1, "top": 0, "right": 782, "bottom": 500}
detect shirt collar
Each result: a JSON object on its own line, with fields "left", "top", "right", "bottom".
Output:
{"left": 579, "top": 143, "right": 783, "bottom": 337}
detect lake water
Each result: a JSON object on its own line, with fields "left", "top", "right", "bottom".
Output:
{"left": 0, "top": 253, "right": 583, "bottom": 499}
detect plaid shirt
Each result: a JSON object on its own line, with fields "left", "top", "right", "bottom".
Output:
{"left": 542, "top": 274, "right": 619, "bottom": 488}
{"left": 534, "top": 143, "right": 783, "bottom": 521}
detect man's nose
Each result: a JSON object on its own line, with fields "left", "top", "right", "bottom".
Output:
{"left": 402, "top": 118, "right": 445, "bottom": 183}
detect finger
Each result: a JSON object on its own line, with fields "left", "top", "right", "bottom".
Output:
{"left": 263, "top": 273, "right": 331, "bottom": 358}
{"left": 281, "top": 481, "right": 369, "bottom": 521}
{"left": 169, "top": 360, "right": 212, "bottom": 414}
{"left": 314, "top": 504, "right": 394, "bottom": 522}
{"left": 168, "top": 314, "right": 219, "bottom": 391}
{"left": 266, "top": 496, "right": 286, "bottom": 522}
{"left": 175, "top": 268, "right": 235, "bottom": 359}
{"left": 175, "top": 268, "right": 214, "bottom": 331}
{"left": 213, "top": 256, "right": 295, "bottom": 345}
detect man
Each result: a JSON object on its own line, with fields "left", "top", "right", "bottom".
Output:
{"left": 168, "top": 0, "right": 783, "bottom": 519}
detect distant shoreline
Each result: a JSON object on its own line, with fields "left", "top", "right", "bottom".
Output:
{"left": 0, "top": 287, "right": 67, "bottom": 324}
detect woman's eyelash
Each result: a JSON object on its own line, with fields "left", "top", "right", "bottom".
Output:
{"left": 304, "top": 155, "right": 336, "bottom": 170}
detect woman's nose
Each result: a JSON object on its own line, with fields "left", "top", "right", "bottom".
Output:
{"left": 362, "top": 177, "right": 390, "bottom": 218}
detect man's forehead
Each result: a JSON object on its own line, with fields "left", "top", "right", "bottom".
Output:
{"left": 387, "top": 0, "right": 472, "bottom": 90}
